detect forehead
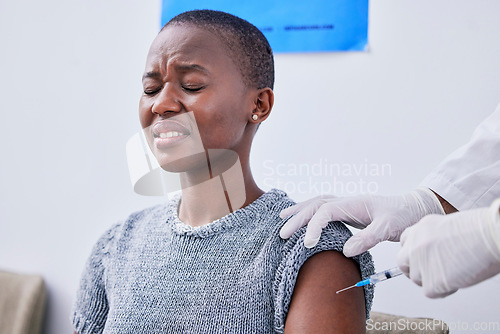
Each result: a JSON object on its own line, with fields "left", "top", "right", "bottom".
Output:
{"left": 146, "top": 24, "right": 235, "bottom": 72}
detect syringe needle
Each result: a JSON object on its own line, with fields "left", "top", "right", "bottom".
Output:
{"left": 336, "top": 284, "right": 357, "bottom": 294}
{"left": 336, "top": 267, "right": 402, "bottom": 295}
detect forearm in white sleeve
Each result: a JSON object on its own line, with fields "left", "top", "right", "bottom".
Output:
{"left": 421, "top": 104, "right": 500, "bottom": 211}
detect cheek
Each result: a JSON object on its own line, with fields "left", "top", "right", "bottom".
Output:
{"left": 197, "top": 106, "right": 247, "bottom": 148}
{"left": 138, "top": 97, "right": 154, "bottom": 129}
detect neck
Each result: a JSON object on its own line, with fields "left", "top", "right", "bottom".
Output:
{"left": 177, "top": 151, "right": 263, "bottom": 227}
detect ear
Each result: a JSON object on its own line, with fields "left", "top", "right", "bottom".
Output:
{"left": 250, "top": 88, "right": 274, "bottom": 124}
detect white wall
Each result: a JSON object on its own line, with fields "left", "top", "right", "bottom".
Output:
{"left": 1, "top": 1, "right": 499, "bottom": 333}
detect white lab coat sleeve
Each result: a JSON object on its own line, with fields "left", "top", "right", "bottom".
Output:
{"left": 421, "top": 104, "right": 500, "bottom": 211}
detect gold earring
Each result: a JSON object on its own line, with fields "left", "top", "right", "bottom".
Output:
{"left": 252, "top": 114, "right": 258, "bottom": 121}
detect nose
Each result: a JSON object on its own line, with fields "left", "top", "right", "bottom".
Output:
{"left": 151, "top": 83, "right": 182, "bottom": 116}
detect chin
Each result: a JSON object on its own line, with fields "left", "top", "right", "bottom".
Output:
{"left": 156, "top": 151, "right": 209, "bottom": 174}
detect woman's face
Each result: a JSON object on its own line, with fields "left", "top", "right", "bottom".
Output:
{"left": 139, "top": 24, "right": 256, "bottom": 172}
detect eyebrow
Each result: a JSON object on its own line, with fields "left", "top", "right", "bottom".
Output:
{"left": 142, "top": 64, "right": 210, "bottom": 81}
{"left": 142, "top": 72, "right": 161, "bottom": 81}
{"left": 176, "top": 64, "right": 210, "bottom": 75}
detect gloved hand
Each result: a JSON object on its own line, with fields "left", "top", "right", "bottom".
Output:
{"left": 397, "top": 199, "right": 500, "bottom": 298}
{"left": 279, "top": 188, "right": 445, "bottom": 256}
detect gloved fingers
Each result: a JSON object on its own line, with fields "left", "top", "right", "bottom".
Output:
{"left": 408, "top": 265, "right": 423, "bottom": 287}
{"left": 399, "top": 206, "right": 500, "bottom": 299}
{"left": 280, "top": 195, "right": 342, "bottom": 239}
{"left": 396, "top": 237, "right": 411, "bottom": 277}
{"left": 397, "top": 239, "right": 423, "bottom": 286}
{"left": 335, "top": 198, "right": 372, "bottom": 228}
{"left": 423, "top": 285, "right": 457, "bottom": 299}
{"left": 300, "top": 203, "right": 355, "bottom": 248}
{"left": 420, "top": 260, "right": 457, "bottom": 299}
{"left": 399, "top": 226, "right": 410, "bottom": 245}
{"left": 398, "top": 214, "right": 441, "bottom": 280}
{"left": 279, "top": 195, "right": 336, "bottom": 219}
{"left": 279, "top": 197, "right": 334, "bottom": 239}
{"left": 279, "top": 201, "right": 312, "bottom": 219}
{"left": 280, "top": 195, "right": 337, "bottom": 219}
{"left": 280, "top": 202, "right": 309, "bottom": 219}
{"left": 302, "top": 205, "right": 342, "bottom": 248}
{"left": 400, "top": 215, "right": 466, "bottom": 297}
{"left": 303, "top": 222, "right": 323, "bottom": 248}
{"left": 311, "top": 198, "right": 372, "bottom": 229}
{"left": 343, "top": 236, "right": 365, "bottom": 257}
{"left": 342, "top": 219, "right": 386, "bottom": 257}
{"left": 279, "top": 212, "right": 307, "bottom": 239}
{"left": 420, "top": 261, "right": 457, "bottom": 298}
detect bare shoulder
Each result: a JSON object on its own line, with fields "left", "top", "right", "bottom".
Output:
{"left": 285, "top": 250, "right": 366, "bottom": 334}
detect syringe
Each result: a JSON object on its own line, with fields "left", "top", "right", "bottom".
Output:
{"left": 336, "top": 267, "right": 403, "bottom": 294}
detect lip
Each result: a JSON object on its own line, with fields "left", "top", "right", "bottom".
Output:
{"left": 151, "top": 120, "right": 191, "bottom": 149}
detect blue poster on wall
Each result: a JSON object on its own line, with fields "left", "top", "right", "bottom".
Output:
{"left": 160, "top": 0, "right": 369, "bottom": 53}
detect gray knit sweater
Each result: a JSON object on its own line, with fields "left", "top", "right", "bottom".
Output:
{"left": 72, "top": 189, "right": 374, "bottom": 333}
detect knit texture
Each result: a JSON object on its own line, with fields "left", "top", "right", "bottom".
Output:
{"left": 72, "top": 189, "right": 374, "bottom": 333}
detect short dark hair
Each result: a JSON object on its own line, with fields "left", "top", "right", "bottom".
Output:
{"left": 162, "top": 10, "right": 274, "bottom": 90}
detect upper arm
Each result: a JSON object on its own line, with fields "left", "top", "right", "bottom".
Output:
{"left": 71, "top": 224, "right": 121, "bottom": 333}
{"left": 284, "top": 250, "right": 366, "bottom": 334}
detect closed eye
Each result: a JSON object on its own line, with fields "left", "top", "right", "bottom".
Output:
{"left": 144, "top": 87, "right": 161, "bottom": 95}
{"left": 182, "top": 85, "right": 205, "bottom": 92}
